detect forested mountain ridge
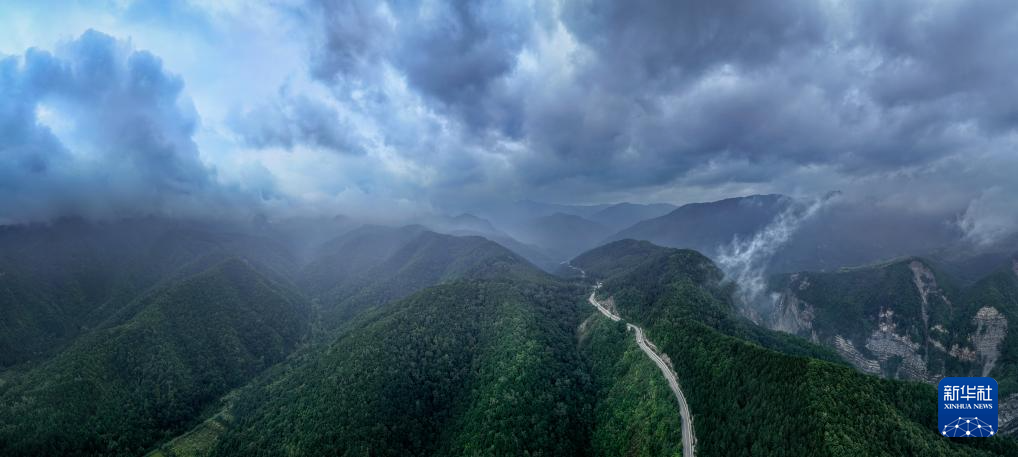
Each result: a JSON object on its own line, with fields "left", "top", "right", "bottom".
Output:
{"left": 301, "top": 228, "right": 548, "bottom": 327}
{"left": 1, "top": 219, "right": 585, "bottom": 457}
{"left": 607, "top": 194, "right": 790, "bottom": 260}
{"left": 0, "top": 258, "right": 311, "bottom": 457}
{"left": 764, "top": 254, "right": 1018, "bottom": 433}
{"left": 605, "top": 194, "right": 963, "bottom": 274}
{"left": 580, "top": 316, "right": 685, "bottom": 457}
{"left": 202, "top": 274, "right": 596, "bottom": 456}
{"left": 0, "top": 218, "right": 555, "bottom": 369}
{"left": 575, "top": 240, "right": 1018, "bottom": 456}
{"left": 5, "top": 218, "right": 1016, "bottom": 457}
{"left": 0, "top": 218, "right": 301, "bottom": 367}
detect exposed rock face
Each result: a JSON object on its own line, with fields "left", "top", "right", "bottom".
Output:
{"left": 909, "top": 261, "right": 950, "bottom": 368}
{"left": 768, "top": 290, "right": 815, "bottom": 338}
{"left": 768, "top": 260, "right": 1007, "bottom": 379}
{"left": 833, "top": 335, "right": 881, "bottom": 375}
{"left": 971, "top": 306, "right": 1007, "bottom": 376}
{"left": 758, "top": 258, "right": 1018, "bottom": 434}
{"left": 864, "top": 308, "right": 930, "bottom": 381}
{"left": 1001, "top": 394, "right": 1018, "bottom": 436}
{"left": 947, "top": 344, "right": 977, "bottom": 362}
{"left": 910, "top": 261, "right": 938, "bottom": 328}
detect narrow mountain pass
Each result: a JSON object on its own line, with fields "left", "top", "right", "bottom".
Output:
{"left": 587, "top": 283, "right": 697, "bottom": 457}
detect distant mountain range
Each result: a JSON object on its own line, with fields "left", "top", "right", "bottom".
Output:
{"left": 0, "top": 219, "right": 564, "bottom": 456}
{"left": 607, "top": 194, "right": 974, "bottom": 274}
{"left": 3, "top": 210, "right": 1018, "bottom": 456}
{"left": 610, "top": 194, "right": 791, "bottom": 258}
{"left": 471, "top": 200, "right": 675, "bottom": 261}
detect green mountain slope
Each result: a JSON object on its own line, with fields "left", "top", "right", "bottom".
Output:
{"left": 0, "top": 258, "right": 310, "bottom": 457}
{"left": 766, "top": 255, "right": 1018, "bottom": 405}
{"left": 0, "top": 218, "right": 301, "bottom": 367}
{"left": 581, "top": 316, "right": 684, "bottom": 457}
{"left": 305, "top": 229, "right": 545, "bottom": 327}
{"left": 207, "top": 276, "right": 593, "bottom": 457}
{"left": 298, "top": 224, "right": 427, "bottom": 299}
{"left": 575, "top": 240, "right": 1018, "bottom": 456}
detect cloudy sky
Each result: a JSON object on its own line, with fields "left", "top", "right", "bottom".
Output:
{"left": 1, "top": 0, "right": 1016, "bottom": 240}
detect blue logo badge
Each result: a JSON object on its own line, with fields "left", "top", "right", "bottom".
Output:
{"left": 938, "top": 377, "right": 998, "bottom": 437}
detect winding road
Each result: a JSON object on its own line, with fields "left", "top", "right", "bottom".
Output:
{"left": 587, "top": 281, "right": 697, "bottom": 457}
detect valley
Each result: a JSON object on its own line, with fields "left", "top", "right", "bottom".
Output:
{"left": 1, "top": 212, "right": 1016, "bottom": 457}
{"left": 586, "top": 282, "right": 696, "bottom": 457}
{"left": 5, "top": 3, "right": 1018, "bottom": 455}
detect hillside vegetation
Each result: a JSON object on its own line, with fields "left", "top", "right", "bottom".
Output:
{"left": 208, "top": 277, "right": 594, "bottom": 456}
{"left": 575, "top": 240, "right": 1018, "bottom": 456}
{"left": 768, "top": 255, "right": 1018, "bottom": 396}
{"left": 0, "top": 259, "right": 310, "bottom": 457}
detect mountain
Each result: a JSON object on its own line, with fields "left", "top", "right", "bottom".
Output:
{"left": 147, "top": 238, "right": 697, "bottom": 457}
{"left": 929, "top": 233, "right": 1018, "bottom": 284}
{"left": 764, "top": 199, "right": 962, "bottom": 273}
{"left": 418, "top": 213, "right": 560, "bottom": 271}
{"left": 332, "top": 230, "right": 544, "bottom": 315}
{"left": 568, "top": 238, "right": 676, "bottom": 280}
{"left": 764, "top": 256, "right": 1018, "bottom": 383}
{"left": 2, "top": 219, "right": 595, "bottom": 457}
{"left": 0, "top": 218, "right": 301, "bottom": 367}
{"left": 259, "top": 214, "right": 357, "bottom": 265}
{"left": 572, "top": 240, "right": 1018, "bottom": 455}
{"left": 187, "top": 258, "right": 598, "bottom": 456}
{"left": 476, "top": 199, "right": 612, "bottom": 226}
{"left": 423, "top": 212, "right": 502, "bottom": 235}
{"left": 301, "top": 227, "right": 546, "bottom": 327}
{"left": 609, "top": 194, "right": 962, "bottom": 274}
{"left": 587, "top": 202, "right": 676, "bottom": 233}
{"left": 763, "top": 254, "right": 1018, "bottom": 433}
{"left": 515, "top": 212, "right": 613, "bottom": 261}
{"left": 299, "top": 224, "right": 428, "bottom": 300}
{"left": 610, "top": 194, "right": 790, "bottom": 259}
{"left": 7, "top": 215, "right": 1018, "bottom": 457}
{"left": 0, "top": 258, "right": 311, "bottom": 457}
{"left": 580, "top": 317, "right": 685, "bottom": 456}
{"left": 473, "top": 199, "right": 670, "bottom": 240}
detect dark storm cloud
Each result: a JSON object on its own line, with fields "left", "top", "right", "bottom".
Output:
{"left": 0, "top": 30, "right": 252, "bottom": 222}
{"left": 306, "top": 0, "right": 394, "bottom": 80}
{"left": 6, "top": 1, "right": 1015, "bottom": 240}
{"left": 856, "top": 0, "right": 1018, "bottom": 129}
{"left": 325, "top": 0, "right": 1018, "bottom": 239}
{"left": 230, "top": 93, "right": 365, "bottom": 155}
{"left": 244, "top": 0, "right": 1014, "bottom": 236}
{"left": 560, "top": 0, "right": 828, "bottom": 90}
{"left": 307, "top": 0, "right": 537, "bottom": 131}
{"left": 507, "top": 0, "right": 1016, "bottom": 190}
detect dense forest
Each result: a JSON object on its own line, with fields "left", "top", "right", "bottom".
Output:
{"left": 577, "top": 240, "right": 1018, "bottom": 456}
{"left": 0, "top": 259, "right": 309, "bottom": 456}
{"left": 3, "top": 222, "right": 1017, "bottom": 457}
{"left": 581, "top": 317, "right": 684, "bottom": 457}
{"left": 207, "top": 277, "right": 594, "bottom": 456}
{"left": 1, "top": 222, "right": 598, "bottom": 457}
{"left": 767, "top": 254, "right": 1018, "bottom": 396}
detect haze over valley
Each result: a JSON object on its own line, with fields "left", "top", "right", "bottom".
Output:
{"left": 3, "top": 1, "right": 1018, "bottom": 456}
